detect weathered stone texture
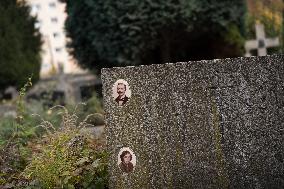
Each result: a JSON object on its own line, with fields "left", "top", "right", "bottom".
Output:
{"left": 102, "top": 55, "right": 284, "bottom": 189}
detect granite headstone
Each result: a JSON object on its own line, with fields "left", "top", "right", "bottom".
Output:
{"left": 102, "top": 55, "right": 284, "bottom": 189}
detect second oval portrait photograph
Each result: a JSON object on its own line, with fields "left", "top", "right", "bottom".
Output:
{"left": 117, "top": 147, "right": 136, "bottom": 174}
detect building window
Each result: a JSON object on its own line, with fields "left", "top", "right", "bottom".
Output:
{"left": 49, "top": 2, "right": 56, "bottom": 8}
{"left": 34, "top": 20, "right": 41, "bottom": 29}
{"left": 35, "top": 4, "right": 41, "bottom": 10}
{"left": 31, "top": 4, "right": 41, "bottom": 14}
{"left": 53, "top": 32, "right": 60, "bottom": 38}
{"left": 43, "top": 63, "right": 50, "bottom": 68}
{"left": 51, "top": 17, "right": 58, "bottom": 23}
{"left": 55, "top": 47, "right": 62, "bottom": 53}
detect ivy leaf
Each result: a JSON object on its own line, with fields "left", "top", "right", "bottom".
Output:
{"left": 73, "top": 167, "right": 83, "bottom": 176}
{"left": 61, "top": 171, "right": 71, "bottom": 176}
{"left": 67, "top": 184, "right": 75, "bottom": 189}
{"left": 76, "top": 157, "right": 89, "bottom": 165}
{"left": 63, "top": 176, "right": 72, "bottom": 184}
{"left": 92, "top": 159, "right": 101, "bottom": 168}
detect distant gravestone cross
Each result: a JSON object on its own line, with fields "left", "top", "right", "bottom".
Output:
{"left": 245, "top": 23, "right": 279, "bottom": 56}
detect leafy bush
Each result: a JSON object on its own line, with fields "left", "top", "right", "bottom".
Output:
{"left": 74, "top": 93, "right": 104, "bottom": 126}
{"left": 0, "top": 79, "right": 36, "bottom": 187}
{"left": 22, "top": 106, "right": 108, "bottom": 189}
{"left": 0, "top": 80, "right": 107, "bottom": 188}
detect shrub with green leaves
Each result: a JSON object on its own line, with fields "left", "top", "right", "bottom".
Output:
{"left": 0, "top": 78, "right": 36, "bottom": 187}
{"left": 0, "top": 106, "right": 107, "bottom": 188}
{"left": 74, "top": 93, "right": 104, "bottom": 126}
{"left": 23, "top": 107, "right": 108, "bottom": 189}
{"left": 0, "top": 79, "right": 107, "bottom": 188}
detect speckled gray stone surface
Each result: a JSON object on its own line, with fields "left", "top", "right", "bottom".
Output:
{"left": 101, "top": 55, "right": 284, "bottom": 189}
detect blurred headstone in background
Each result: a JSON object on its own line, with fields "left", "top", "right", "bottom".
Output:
{"left": 0, "top": 87, "right": 18, "bottom": 118}
{"left": 27, "top": 72, "right": 101, "bottom": 106}
{"left": 3, "top": 87, "right": 18, "bottom": 101}
{"left": 0, "top": 105, "right": 17, "bottom": 118}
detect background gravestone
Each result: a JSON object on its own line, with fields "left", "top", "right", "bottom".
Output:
{"left": 102, "top": 55, "right": 284, "bottom": 189}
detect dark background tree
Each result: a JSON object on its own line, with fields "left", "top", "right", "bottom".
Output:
{"left": 0, "top": 0, "right": 41, "bottom": 93}
{"left": 64, "top": 0, "right": 246, "bottom": 73}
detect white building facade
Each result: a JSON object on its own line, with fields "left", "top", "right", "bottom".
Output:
{"left": 27, "top": 0, "right": 82, "bottom": 78}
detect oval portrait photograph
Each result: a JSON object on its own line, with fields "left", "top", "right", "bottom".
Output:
{"left": 112, "top": 79, "right": 131, "bottom": 106}
{"left": 117, "top": 147, "right": 136, "bottom": 174}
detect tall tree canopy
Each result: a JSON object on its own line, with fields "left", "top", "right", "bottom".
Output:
{"left": 0, "top": 0, "right": 41, "bottom": 92}
{"left": 65, "top": 0, "right": 246, "bottom": 72}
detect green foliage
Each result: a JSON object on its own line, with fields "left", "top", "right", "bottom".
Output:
{"left": 223, "top": 24, "right": 246, "bottom": 56}
{"left": 83, "top": 94, "right": 104, "bottom": 115}
{"left": 0, "top": 78, "right": 46, "bottom": 145}
{"left": 74, "top": 93, "right": 104, "bottom": 125}
{"left": 65, "top": 0, "right": 246, "bottom": 72}
{"left": 0, "top": 80, "right": 107, "bottom": 188}
{"left": 23, "top": 107, "right": 108, "bottom": 189}
{"left": 0, "top": 0, "right": 41, "bottom": 92}
{"left": 0, "top": 78, "right": 37, "bottom": 187}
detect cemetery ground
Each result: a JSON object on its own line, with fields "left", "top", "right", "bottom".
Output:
{"left": 0, "top": 81, "right": 108, "bottom": 188}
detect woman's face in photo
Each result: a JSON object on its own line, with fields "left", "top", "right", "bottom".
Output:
{"left": 123, "top": 153, "right": 131, "bottom": 164}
